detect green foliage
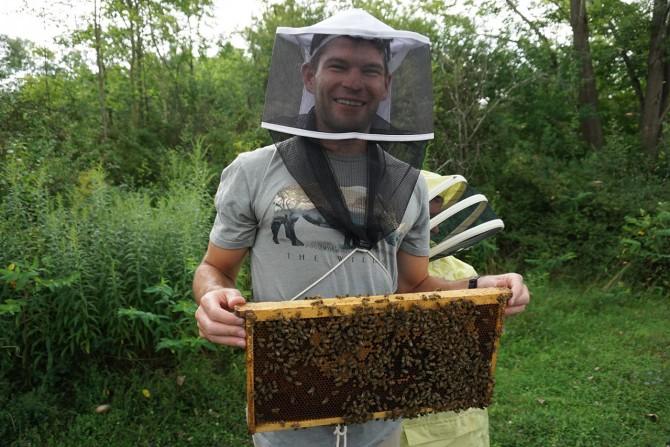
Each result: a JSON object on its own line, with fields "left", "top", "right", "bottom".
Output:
{"left": 118, "top": 278, "right": 218, "bottom": 355}
{"left": 0, "top": 0, "right": 266, "bottom": 186}
{"left": 0, "top": 140, "right": 216, "bottom": 385}
{"left": 617, "top": 202, "right": 670, "bottom": 292}
{"left": 0, "top": 386, "right": 63, "bottom": 444}
{"left": 524, "top": 252, "right": 577, "bottom": 287}
{"left": 0, "top": 34, "right": 35, "bottom": 80}
{"left": 468, "top": 126, "right": 668, "bottom": 284}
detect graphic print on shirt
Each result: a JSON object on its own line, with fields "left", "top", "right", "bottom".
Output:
{"left": 270, "top": 184, "right": 406, "bottom": 250}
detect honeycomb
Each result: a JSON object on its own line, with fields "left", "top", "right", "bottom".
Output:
{"left": 236, "top": 288, "right": 510, "bottom": 433}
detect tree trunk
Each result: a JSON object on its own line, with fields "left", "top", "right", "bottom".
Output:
{"left": 124, "top": 0, "right": 140, "bottom": 128}
{"left": 570, "top": 0, "right": 604, "bottom": 149}
{"left": 93, "top": 0, "right": 109, "bottom": 142}
{"left": 137, "top": 22, "right": 148, "bottom": 126}
{"left": 640, "top": 0, "right": 670, "bottom": 160}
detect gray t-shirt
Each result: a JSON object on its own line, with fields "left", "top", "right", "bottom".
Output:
{"left": 209, "top": 143, "right": 430, "bottom": 447}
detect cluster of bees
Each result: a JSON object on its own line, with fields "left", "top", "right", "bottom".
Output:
{"left": 252, "top": 297, "right": 497, "bottom": 425}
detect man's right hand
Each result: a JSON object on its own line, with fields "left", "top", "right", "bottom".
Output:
{"left": 195, "top": 288, "right": 247, "bottom": 348}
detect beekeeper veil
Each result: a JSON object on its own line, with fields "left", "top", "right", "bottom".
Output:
{"left": 262, "top": 9, "right": 434, "bottom": 249}
{"left": 423, "top": 171, "right": 505, "bottom": 260}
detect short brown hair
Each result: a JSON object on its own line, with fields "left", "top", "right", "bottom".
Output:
{"left": 308, "top": 34, "right": 390, "bottom": 74}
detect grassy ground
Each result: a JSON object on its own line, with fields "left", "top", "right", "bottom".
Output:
{"left": 4, "top": 351, "right": 251, "bottom": 447}
{"left": 6, "top": 282, "right": 669, "bottom": 446}
{"left": 489, "top": 283, "right": 669, "bottom": 447}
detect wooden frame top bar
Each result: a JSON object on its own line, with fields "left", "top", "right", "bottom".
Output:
{"left": 235, "top": 287, "right": 510, "bottom": 321}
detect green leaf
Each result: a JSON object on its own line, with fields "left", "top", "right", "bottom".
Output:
{"left": 117, "top": 307, "right": 168, "bottom": 324}
{"left": 170, "top": 300, "right": 197, "bottom": 315}
{"left": 0, "top": 299, "right": 26, "bottom": 316}
{"left": 620, "top": 238, "right": 641, "bottom": 249}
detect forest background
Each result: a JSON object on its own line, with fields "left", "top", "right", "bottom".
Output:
{"left": 0, "top": 0, "right": 668, "bottom": 445}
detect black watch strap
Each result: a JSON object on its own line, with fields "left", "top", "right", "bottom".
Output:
{"left": 468, "top": 275, "right": 480, "bottom": 289}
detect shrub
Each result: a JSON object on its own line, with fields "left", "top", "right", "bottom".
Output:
{"left": 471, "top": 133, "right": 668, "bottom": 282}
{"left": 617, "top": 202, "right": 670, "bottom": 292}
{"left": 0, "top": 140, "right": 217, "bottom": 384}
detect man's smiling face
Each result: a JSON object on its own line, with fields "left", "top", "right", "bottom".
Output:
{"left": 302, "top": 36, "right": 391, "bottom": 133}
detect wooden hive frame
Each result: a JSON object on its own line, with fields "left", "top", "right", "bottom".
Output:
{"left": 235, "top": 287, "right": 510, "bottom": 434}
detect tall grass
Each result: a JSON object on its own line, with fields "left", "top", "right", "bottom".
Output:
{"left": 0, "top": 140, "right": 215, "bottom": 385}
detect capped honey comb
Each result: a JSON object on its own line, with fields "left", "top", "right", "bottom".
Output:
{"left": 235, "top": 287, "right": 510, "bottom": 433}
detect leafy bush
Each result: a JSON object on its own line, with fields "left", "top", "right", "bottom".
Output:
{"left": 617, "top": 202, "right": 670, "bottom": 292}
{"left": 471, "top": 133, "right": 668, "bottom": 282}
{"left": 0, "top": 140, "right": 217, "bottom": 384}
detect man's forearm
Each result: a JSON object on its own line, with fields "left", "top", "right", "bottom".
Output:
{"left": 400, "top": 274, "right": 471, "bottom": 294}
{"left": 192, "top": 262, "right": 237, "bottom": 305}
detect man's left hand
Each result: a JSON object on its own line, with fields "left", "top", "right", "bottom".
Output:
{"left": 477, "top": 273, "right": 530, "bottom": 316}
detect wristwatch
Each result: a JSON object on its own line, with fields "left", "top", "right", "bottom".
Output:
{"left": 468, "top": 275, "right": 480, "bottom": 289}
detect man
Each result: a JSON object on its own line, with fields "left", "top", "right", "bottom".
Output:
{"left": 194, "top": 9, "right": 529, "bottom": 447}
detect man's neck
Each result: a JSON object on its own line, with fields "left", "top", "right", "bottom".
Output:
{"left": 318, "top": 138, "right": 367, "bottom": 156}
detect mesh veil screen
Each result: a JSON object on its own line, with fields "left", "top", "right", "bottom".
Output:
{"left": 264, "top": 10, "right": 433, "bottom": 249}
{"left": 430, "top": 228, "right": 502, "bottom": 261}
{"left": 429, "top": 183, "right": 504, "bottom": 260}
{"left": 276, "top": 137, "right": 420, "bottom": 249}
{"left": 432, "top": 202, "right": 499, "bottom": 242}
{"left": 262, "top": 30, "right": 433, "bottom": 140}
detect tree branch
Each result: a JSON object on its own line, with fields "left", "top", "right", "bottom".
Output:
{"left": 469, "top": 73, "right": 540, "bottom": 140}
{"left": 504, "top": 0, "right": 558, "bottom": 69}
{"left": 608, "top": 20, "right": 645, "bottom": 107}
{"left": 476, "top": 33, "right": 524, "bottom": 45}
{"left": 622, "top": 50, "right": 645, "bottom": 108}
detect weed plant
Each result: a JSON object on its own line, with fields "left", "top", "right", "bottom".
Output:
{"left": 0, "top": 140, "right": 217, "bottom": 386}
{"left": 617, "top": 202, "right": 670, "bottom": 292}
